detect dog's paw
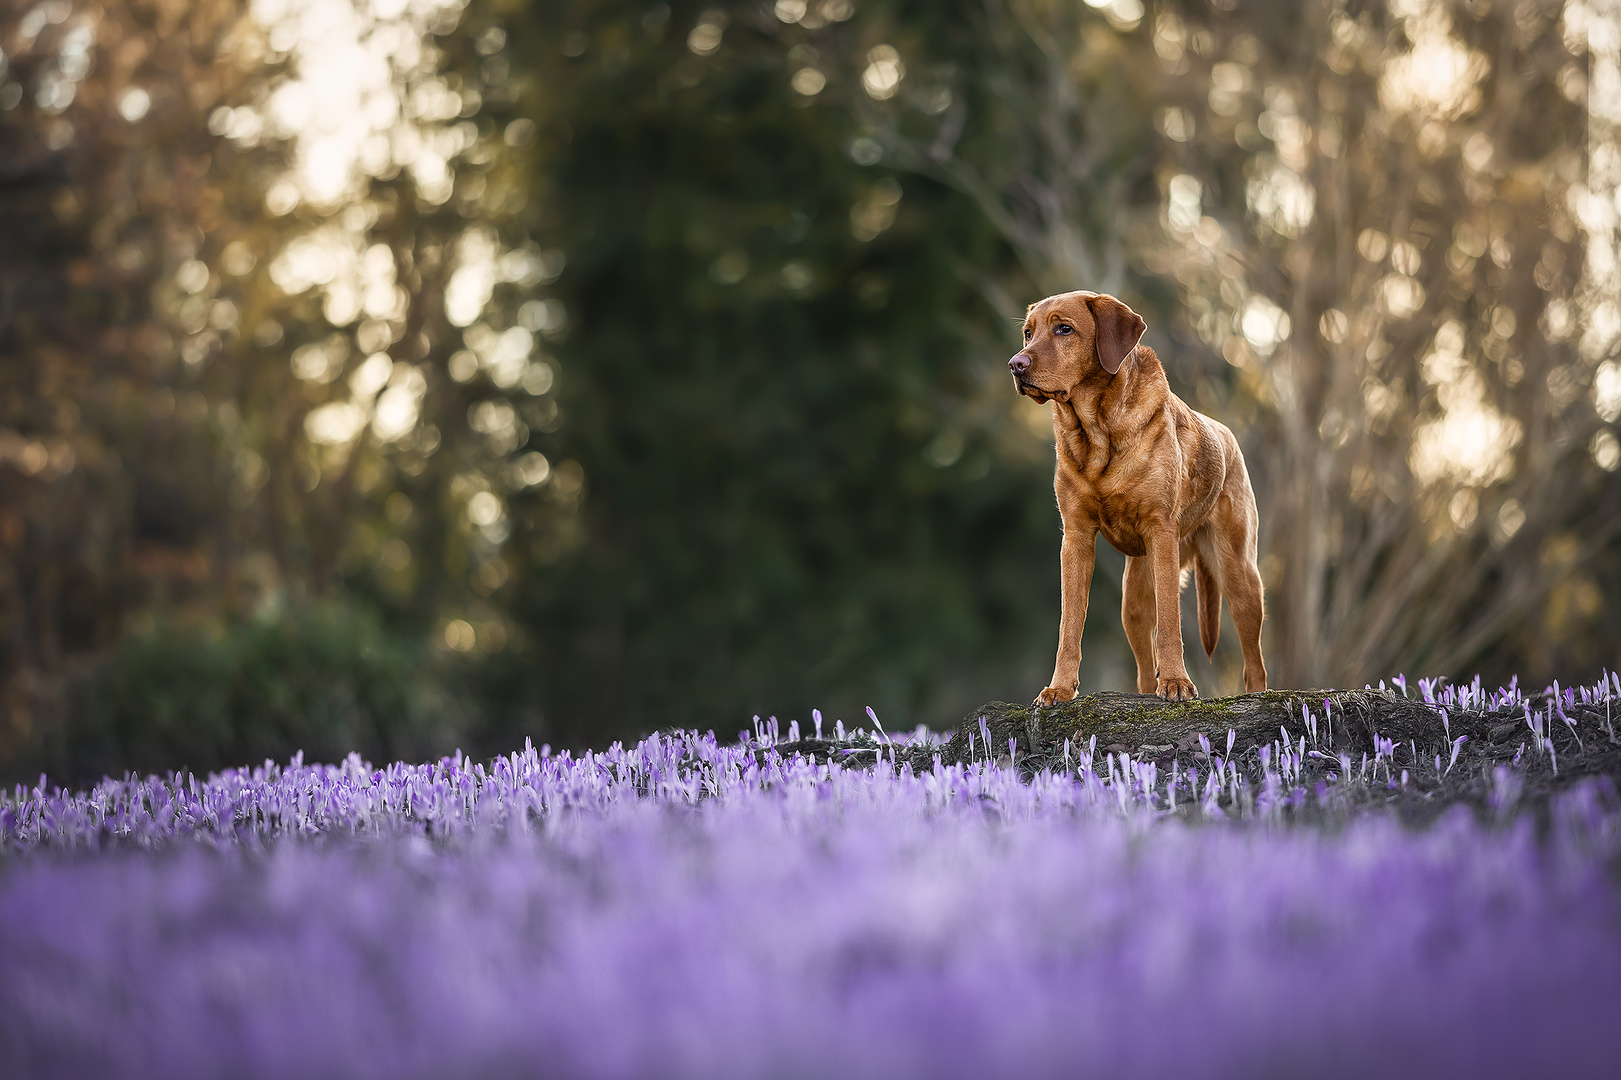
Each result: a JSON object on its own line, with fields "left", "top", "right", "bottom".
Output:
{"left": 1033, "top": 684, "right": 1076, "bottom": 707}
{"left": 1155, "top": 674, "right": 1198, "bottom": 701}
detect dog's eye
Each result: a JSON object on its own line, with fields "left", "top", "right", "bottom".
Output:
{"left": 1023, "top": 327, "right": 1032, "bottom": 341}
{"left": 1055, "top": 323, "right": 1073, "bottom": 335}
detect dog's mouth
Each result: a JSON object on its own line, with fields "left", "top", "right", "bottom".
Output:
{"left": 1014, "top": 376, "right": 1067, "bottom": 404}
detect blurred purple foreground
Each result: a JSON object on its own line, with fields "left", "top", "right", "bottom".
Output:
{"left": 4, "top": 683, "right": 1621, "bottom": 1079}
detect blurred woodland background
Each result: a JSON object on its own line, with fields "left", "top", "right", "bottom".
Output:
{"left": 4, "top": 0, "right": 1621, "bottom": 783}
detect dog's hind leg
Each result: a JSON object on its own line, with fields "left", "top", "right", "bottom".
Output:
{"left": 1223, "top": 558, "right": 1266, "bottom": 691}
{"left": 1121, "top": 555, "right": 1157, "bottom": 694}
{"left": 1211, "top": 497, "right": 1267, "bottom": 693}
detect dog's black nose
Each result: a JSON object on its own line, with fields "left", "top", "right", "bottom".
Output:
{"left": 1008, "top": 354, "right": 1031, "bottom": 376}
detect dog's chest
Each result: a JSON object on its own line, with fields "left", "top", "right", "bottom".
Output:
{"left": 1092, "top": 490, "right": 1158, "bottom": 558}
{"left": 1054, "top": 420, "right": 1180, "bottom": 557}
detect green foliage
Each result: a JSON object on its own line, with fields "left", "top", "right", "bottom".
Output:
{"left": 12, "top": 603, "right": 466, "bottom": 786}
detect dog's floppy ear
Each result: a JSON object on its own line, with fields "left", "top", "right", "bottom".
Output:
{"left": 1087, "top": 294, "right": 1146, "bottom": 375}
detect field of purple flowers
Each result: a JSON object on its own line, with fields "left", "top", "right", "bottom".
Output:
{"left": 4, "top": 676, "right": 1621, "bottom": 1079}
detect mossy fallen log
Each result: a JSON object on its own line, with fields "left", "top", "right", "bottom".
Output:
{"left": 770, "top": 686, "right": 1621, "bottom": 796}
{"left": 757, "top": 688, "right": 1621, "bottom": 822}
{"left": 937, "top": 688, "right": 1621, "bottom": 779}
{"left": 942, "top": 689, "right": 1433, "bottom": 770}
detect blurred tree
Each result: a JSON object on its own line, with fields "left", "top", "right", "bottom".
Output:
{"left": 1143, "top": 0, "right": 1621, "bottom": 690}
{"left": 0, "top": 0, "right": 559, "bottom": 778}
{"left": 490, "top": 0, "right": 1072, "bottom": 743}
{"left": 0, "top": 0, "right": 251, "bottom": 768}
{"left": 185, "top": 0, "right": 571, "bottom": 687}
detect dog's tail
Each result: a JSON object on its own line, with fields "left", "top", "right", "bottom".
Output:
{"left": 1194, "top": 555, "right": 1220, "bottom": 660}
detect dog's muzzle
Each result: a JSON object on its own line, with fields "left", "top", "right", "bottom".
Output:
{"left": 1010, "top": 355, "right": 1060, "bottom": 401}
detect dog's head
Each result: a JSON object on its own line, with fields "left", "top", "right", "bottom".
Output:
{"left": 1008, "top": 291, "right": 1146, "bottom": 404}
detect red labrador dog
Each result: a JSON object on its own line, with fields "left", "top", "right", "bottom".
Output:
{"left": 1010, "top": 291, "right": 1267, "bottom": 703}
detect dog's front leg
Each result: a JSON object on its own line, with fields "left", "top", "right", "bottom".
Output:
{"left": 1148, "top": 524, "right": 1198, "bottom": 700}
{"left": 1036, "top": 526, "right": 1097, "bottom": 706}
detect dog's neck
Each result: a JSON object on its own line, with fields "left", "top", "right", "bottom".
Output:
{"left": 1054, "top": 346, "right": 1140, "bottom": 446}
